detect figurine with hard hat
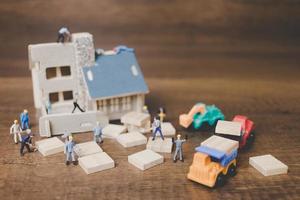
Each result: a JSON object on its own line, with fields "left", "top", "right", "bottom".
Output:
{"left": 65, "top": 135, "right": 77, "bottom": 165}
{"left": 20, "top": 129, "right": 34, "bottom": 156}
{"left": 20, "top": 109, "right": 30, "bottom": 130}
{"left": 173, "top": 134, "right": 186, "bottom": 162}
{"left": 93, "top": 121, "right": 103, "bottom": 144}
{"left": 10, "top": 120, "right": 22, "bottom": 144}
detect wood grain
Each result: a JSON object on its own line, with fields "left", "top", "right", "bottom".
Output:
{"left": 0, "top": 1, "right": 299, "bottom": 199}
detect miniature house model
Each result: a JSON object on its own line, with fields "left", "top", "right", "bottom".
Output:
{"left": 28, "top": 32, "right": 149, "bottom": 136}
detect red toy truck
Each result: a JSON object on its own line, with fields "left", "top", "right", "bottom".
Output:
{"left": 215, "top": 115, "right": 255, "bottom": 149}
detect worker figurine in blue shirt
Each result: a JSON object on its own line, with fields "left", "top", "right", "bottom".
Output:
{"left": 65, "top": 135, "right": 77, "bottom": 165}
{"left": 20, "top": 109, "right": 30, "bottom": 130}
{"left": 93, "top": 121, "right": 103, "bottom": 144}
{"left": 173, "top": 134, "right": 186, "bottom": 162}
{"left": 152, "top": 117, "right": 164, "bottom": 141}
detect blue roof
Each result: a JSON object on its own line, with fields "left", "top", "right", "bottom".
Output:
{"left": 82, "top": 49, "right": 149, "bottom": 99}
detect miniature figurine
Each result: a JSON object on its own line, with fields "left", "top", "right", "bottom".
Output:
{"left": 157, "top": 107, "right": 166, "bottom": 122}
{"left": 62, "top": 130, "right": 71, "bottom": 153}
{"left": 65, "top": 135, "right": 77, "bottom": 165}
{"left": 142, "top": 105, "right": 149, "bottom": 114}
{"left": 152, "top": 117, "right": 164, "bottom": 141}
{"left": 10, "top": 120, "right": 22, "bottom": 144}
{"left": 20, "top": 129, "right": 35, "bottom": 156}
{"left": 45, "top": 98, "right": 52, "bottom": 114}
{"left": 20, "top": 109, "right": 30, "bottom": 130}
{"left": 57, "top": 27, "right": 71, "bottom": 43}
{"left": 72, "top": 99, "right": 85, "bottom": 113}
{"left": 172, "top": 134, "right": 186, "bottom": 162}
{"left": 93, "top": 121, "right": 103, "bottom": 144}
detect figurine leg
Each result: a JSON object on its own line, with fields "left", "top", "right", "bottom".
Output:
{"left": 173, "top": 148, "right": 179, "bottom": 162}
{"left": 57, "top": 34, "right": 64, "bottom": 43}
{"left": 179, "top": 149, "right": 183, "bottom": 162}
{"left": 66, "top": 152, "right": 71, "bottom": 165}
{"left": 158, "top": 129, "right": 164, "bottom": 140}
{"left": 13, "top": 133, "right": 18, "bottom": 144}
{"left": 17, "top": 132, "right": 22, "bottom": 143}
{"left": 25, "top": 122, "right": 29, "bottom": 129}
{"left": 152, "top": 130, "right": 156, "bottom": 141}
{"left": 20, "top": 143, "right": 25, "bottom": 156}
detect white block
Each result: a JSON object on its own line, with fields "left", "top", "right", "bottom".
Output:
{"left": 128, "top": 149, "right": 164, "bottom": 170}
{"left": 161, "top": 122, "right": 176, "bottom": 137}
{"left": 215, "top": 120, "right": 242, "bottom": 136}
{"left": 78, "top": 152, "right": 115, "bottom": 175}
{"left": 249, "top": 154, "right": 288, "bottom": 176}
{"left": 102, "top": 124, "right": 127, "bottom": 139}
{"left": 121, "top": 111, "right": 150, "bottom": 127}
{"left": 116, "top": 132, "right": 147, "bottom": 148}
{"left": 36, "top": 137, "right": 65, "bottom": 156}
{"left": 146, "top": 137, "right": 173, "bottom": 153}
{"left": 74, "top": 141, "right": 103, "bottom": 157}
{"left": 201, "top": 135, "right": 239, "bottom": 154}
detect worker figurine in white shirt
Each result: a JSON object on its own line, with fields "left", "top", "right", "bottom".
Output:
{"left": 10, "top": 120, "right": 22, "bottom": 144}
{"left": 152, "top": 117, "right": 164, "bottom": 141}
{"left": 57, "top": 27, "right": 71, "bottom": 43}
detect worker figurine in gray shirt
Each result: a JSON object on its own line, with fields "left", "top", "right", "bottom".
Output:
{"left": 93, "top": 121, "right": 103, "bottom": 144}
{"left": 152, "top": 117, "right": 164, "bottom": 140}
{"left": 173, "top": 134, "right": 187, "bottom": 162}
{"left": 65, "top": 135, "right": 77, "bottom": 165}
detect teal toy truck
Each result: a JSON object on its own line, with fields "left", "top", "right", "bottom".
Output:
{"left": 179, "top": 103, "right": 225, "bottom": 129}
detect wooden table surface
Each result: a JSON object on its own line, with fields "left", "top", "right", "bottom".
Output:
{"left": 0, "top": 1, "right": 299, "bottom": 200}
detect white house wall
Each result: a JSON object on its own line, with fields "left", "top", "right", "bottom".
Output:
{"left": 28, "top": 43, "right": 78, "bottom": 111}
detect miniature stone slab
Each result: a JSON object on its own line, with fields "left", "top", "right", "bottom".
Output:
{"left": 201, "top": 135, "right": 239, "bottom": 155}
{"left": 102, "top": 124, "right": 127, "bottom": 139}
{"left": 146, "top": 137, "right": 173, "bottom": 153}
{"left": 249, "top": 154, "right": 288, "bottom": 176}
{"left": 78, "top": 152, "right": 115, "bottom": 175}
{"left": 161, "top": 122, "right": 176, "bottom": 137}
{"left": 215, "top": 120, "right": 242, "bottom": 136}
{"left": 117, "top": 132, "right": 147, "bottom": 148}
{"left": 74, "top": 141, "right": 103, "bottom": 157}
{"left": 121, "top": 111, "right": 150, "bottom": 127}
{"left": 128, "top": 149, "right": 164, "bottom": 171}
{"left": 35, "top": 137, "right": 65, "bottom": 156}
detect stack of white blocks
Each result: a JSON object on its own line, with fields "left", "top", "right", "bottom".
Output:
{"left": 75, "top": 141, "right": 115, "bottom": 175}
{"left": 102, "top": 124, "right": 127, "bottom": 139}
{"left": 74, "top": 141, "right": 103, "bottom": 157}
{"left": 161, "top": 122, "right": 176, "bottom": 137}
{"left": 36, "top": 137, "right": 65, "bottom": 156}
{"left": 79, "top": 152, "right": 115, "bottom": 175}
{"left": 146, "top": 137, "right": 173, "bottom": 153}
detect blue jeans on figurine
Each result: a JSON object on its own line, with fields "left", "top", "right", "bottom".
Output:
{"left": 152, "top": 127, "right": 164, "bottom": 140}
{"left": 21, "top": 120, "right": 29, "bottom": 130}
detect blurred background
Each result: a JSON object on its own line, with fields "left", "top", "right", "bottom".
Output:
{"left": 0, "top": 0, "right": 299, "bottom": 79}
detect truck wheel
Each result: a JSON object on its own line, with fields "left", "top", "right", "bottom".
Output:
{"left": 228, "top": 164, "right": 237, "bottom": 177}
{"left": 215, "top": 173, "right": 226, "bottom": 187}
{"left": 245, "top": 132, "right": 255, "bottom": 149}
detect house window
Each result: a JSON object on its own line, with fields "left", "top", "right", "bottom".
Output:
{"left": 63, "top": 91, "right": 73, "bottom": 100}
{"left": 49, "top": 90, "right": 73, "bottom": 104}
{"left": 61, "top": 66, "right": 71, "bottom": 76}
{"left": 46, "top": 66, "right": 71, "bottom": 79}
{"left": 46, "top": 68, "right": 57, "bottom": 79}
{"left": 49, "top": 92, "right": 59, "bottom": 103}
